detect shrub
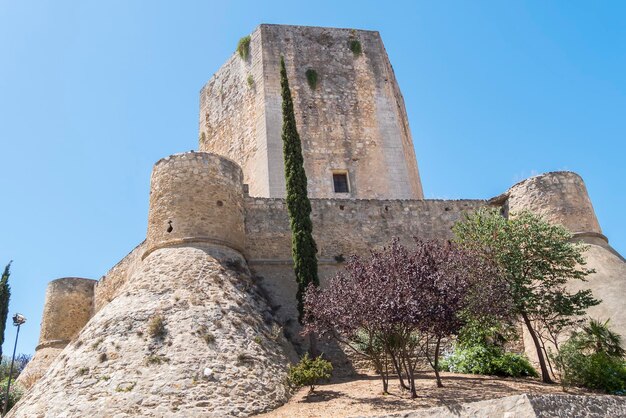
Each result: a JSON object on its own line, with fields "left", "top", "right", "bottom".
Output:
{"left": 553, "top": 319, "right": 626, "bottom": 394}
{"left": 305, "top": 69, "right": 318, "bottom": 90}
{"left": 237, "top": 35, "right": 251, "bottom": 60}
{"left": 0, "top": 354, "right": 30, "bottom": 381}
{"left": 441, "top": 345, "right": 537, "bottom": 378}
{"left": 203, "top": 332, "right": 215, "bottom": 344}
{"left": 0, "top": 379, "right": 23, "bottom": 413}
{"left": 287, "top": 353, "right": 333, "bottom": 392}
{"left": 247, "top": 74, "right": 254, "bottom": 88}
{"left": 147, "top": 315, "right": 166, "bottom": 339}
{"left": 441, "top": 319, "right": 537, "bottom": 378}
{"left": 145, "top": 355, "right": 169, "bottom": 365}
{"left": 348, "top": 39, "right": 362, "bottom": 55}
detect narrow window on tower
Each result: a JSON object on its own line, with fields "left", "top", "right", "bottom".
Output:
{"left": 333, "top": 171, "right": 350, "bottom": 193}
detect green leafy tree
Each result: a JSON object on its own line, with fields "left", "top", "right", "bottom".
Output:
{"left": 453, "top": 209, "right": 599, "bottom": 383}
{"left": 0, "top": 262, "right": 12, "bottom": 358}
{"left": 279, "top": 57, "right": 319, "bottom": 325}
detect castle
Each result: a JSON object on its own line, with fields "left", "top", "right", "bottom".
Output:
{"left": 11, "top": 24, "right": 626, "bottom": 417}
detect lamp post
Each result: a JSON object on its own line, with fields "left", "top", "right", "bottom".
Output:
{"left": 2, "top": 313, "right": 26, "bottom": 416}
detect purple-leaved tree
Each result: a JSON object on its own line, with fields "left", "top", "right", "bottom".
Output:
{"left": 304, "top": 238, "right": 507, "bottom": 397}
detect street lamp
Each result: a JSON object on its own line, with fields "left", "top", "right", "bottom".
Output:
{"left": 2, "top": 313, "right": 26, "bottom": 416}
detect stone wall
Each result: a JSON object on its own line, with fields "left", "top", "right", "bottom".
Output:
{"left": 200, "top": 24, "right": 423, "bottom": 200}
{"left": 37, "top": 278, "right": 96, "bottom": 346}
{"left": 245, "top": 197, "right": 485, "bottom": 334}
{"left": 245, "top": 197, "right": 485, "bottom": 261}
{"left": 18, "top": 278, "right": 97, "bottom": 389}
{"left": 505, "top": 171, "right": 602, "bottom": 235}
{"left": 199, "top": 29, "right": 269, "bottom": 197}
{"left": 10, "top": 245, "right": 294, "bottom": 418}
{"left": 145, "top": 152, "right": 245, "bottom": 258}
{"left": 94, "top": 242, "right": 145, "bottom": 313}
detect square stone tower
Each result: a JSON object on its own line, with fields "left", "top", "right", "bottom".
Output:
{"left": 199, "top": 24, "right": 423, "bottom": 199}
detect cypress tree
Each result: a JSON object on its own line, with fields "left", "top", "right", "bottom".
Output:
{"left": 0, "top": 262, "right": 12, "bottom": 358}
{"left": 279, "top": 57, "right": 319, "bottom": 324}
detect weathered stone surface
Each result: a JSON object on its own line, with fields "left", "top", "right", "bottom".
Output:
{"left": 200, "top": 24, "right": 423, "bottom": 199}
{"left": 94, "top": 241, "right": 145, "bottom": 313}
{"left": 17, "top": 278, "right": 96, "bottom": 389}
{"left": 506, "top": 171, "right": 602, "bottom": 235}
{"left": 146, "top": 152, "right": 246, "bottom": 257}
{"left": 361, "top": 394, "right": 626, "bottom": 418}
{"left": 10, "top": 245, "right": 293, "bottom": 417}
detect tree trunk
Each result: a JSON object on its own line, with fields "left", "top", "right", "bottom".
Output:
{"left": 433, "top": 337, "right": 443, "bottom": 388}
{"left": 522, "top": 312, "right": 554, "bottom": 384}
{"left": 308, "top": 332, "right": 318, "bottom": 358}
{"left": 389, "top": 350, "right": 409, "bottom": 390}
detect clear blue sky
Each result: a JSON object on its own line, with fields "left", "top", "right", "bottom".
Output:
{"left": 1, "top": 1, "right": 624, "bottom": 355}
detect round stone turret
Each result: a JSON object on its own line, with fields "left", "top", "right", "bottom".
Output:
{"left": 38, "top": 277, "right": 96, "bottom": 348}
{"left": 506, "top": 171, "right": 605, "bottom": 243}
{"left": 144, "top": 152, "right": 245, "bottom": 258}
{"left": 17, "top": 277, "right": 96, "bottom": 388}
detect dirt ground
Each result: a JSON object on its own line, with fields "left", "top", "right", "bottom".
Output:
{"left": 255, "top": 371, "right": 587, "bottom": 418}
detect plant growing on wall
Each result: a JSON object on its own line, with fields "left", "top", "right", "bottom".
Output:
{"left": 305, "top": 69, "right": 318, "bottom": 90}
{"left": 0, "top": 262, "right": 12, "bottom": 358}
{"left": 453, "top": 208, "right": 599, "bottom": 384}
{"left": 348, "top": 39, "right": 362, "bottom": 56}
{"left": 247, "top": 74, "right": 254, "bottom": 88}
{"left": 237, "top": 35, "right": 251, "bottom": 60}
{"left": 279, "top": 57, "right": 319, "bottom": 330}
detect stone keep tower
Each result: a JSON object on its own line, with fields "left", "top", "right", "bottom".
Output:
{"left": 199, "top": 24, "right": 423, "bottom": 199}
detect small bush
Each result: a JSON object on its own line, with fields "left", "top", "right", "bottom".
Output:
{"left": 554, "top": 320, "right": 626, "bottom": 394}
{"left": 305, "top": 69, "right": 318, "bottom": 90}
{"left": 247, "top": 74, "right": 254, "bottom": 88}
{"left": 146, "top": 355, "right": 170, "bottom": 365}
{"left": 147, "top": 315, "right": 166, "bottom": 339}
{"left": 348, "top": 39, "right": 362, "bottom": 55}
{"left": 237, "top": 35, "right": 251, "bottom": 60}
{"left": 441, "top": 345, "right": 538, "bottom": 378}
{"left": 441, "top": 320, "right": 537, "bottom": 378}
{"left": 203, "top": 332, "right": 215, "bottom": 344}
{"left": 91, "top": 338, "right": 104, "bottom": 349}
{"left": 237, "top": 352, "right": 255, "bottom": 365}
{"left": 0, "top": 379, "right": 23, "bottom": 413}
{"left": 287, "top": 353, "right": 333, "bottom": 392}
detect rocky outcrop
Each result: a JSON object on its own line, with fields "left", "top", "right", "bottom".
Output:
{"left": 10, "top": 244, "right": 294, "bottom": 417}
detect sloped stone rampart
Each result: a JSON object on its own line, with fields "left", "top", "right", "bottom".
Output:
{"left": 10, "top": 245, "right": 292, "bottom": 417}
